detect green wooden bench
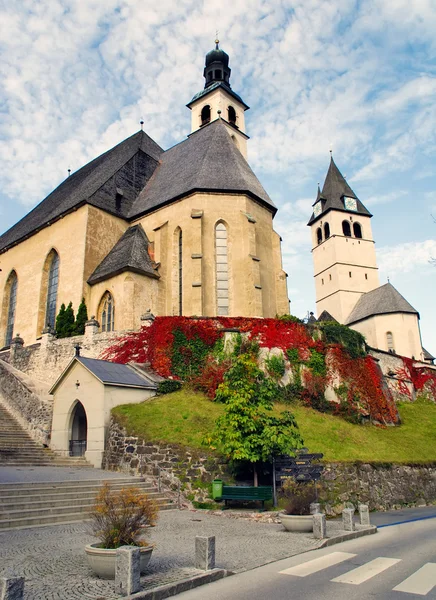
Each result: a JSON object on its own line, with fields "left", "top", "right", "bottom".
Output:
{"left": 220, "top": 485, "right": 273, "bottom": 509}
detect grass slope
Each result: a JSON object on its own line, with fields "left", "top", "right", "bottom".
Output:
{"left": 112, "top": 390, "right": 436, "bottom": 463}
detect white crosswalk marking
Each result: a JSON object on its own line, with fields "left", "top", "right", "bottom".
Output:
{"left": 393, "top": 563, "right": 436, "bottom": 596}
{"left": 331, "top": 557, "right": 401, "bottom": 585}
{"left": 279, "top": 552, "right": 356, "bottom": 578}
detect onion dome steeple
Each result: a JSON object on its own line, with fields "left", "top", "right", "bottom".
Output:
{"left": 204, "top": 39, "right": 232, "bottom": 89}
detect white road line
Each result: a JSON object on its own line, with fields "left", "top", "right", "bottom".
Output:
{"left": 331, "top": 557, "right": 401, "bottom": 585}
{"left": 393, "top": 563, "right": 436, "bottom": 596}
{"left": 279, "top": 552, "right": 357, "bottom": 578}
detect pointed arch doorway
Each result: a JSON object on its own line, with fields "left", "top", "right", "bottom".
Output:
{"left": 69, "top": 401, "right": 87, "bottom": 457}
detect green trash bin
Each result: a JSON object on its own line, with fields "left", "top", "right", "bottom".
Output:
{"left": 212, "top": 479, "right": 223, "bottom": 500}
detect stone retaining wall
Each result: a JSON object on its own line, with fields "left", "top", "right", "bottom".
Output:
{"left": 0, "top": 359, "right": 53, "bottom": 445}
{"left": 320, "top": 461, "right": 436, "bottom": 514}
{"left": 104, "top": 417, "right": 436, "bottom": 511}
{"left": 103, "top": 418, "right": 230, "bottom": 503}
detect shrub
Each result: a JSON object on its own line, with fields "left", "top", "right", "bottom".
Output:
{"left": 321, "top": 322, "right": 366, "bottom": 358}
{"left": 281, "top": 479, "right": 318, "bottom": 515}
{"left": 158, "top": 380, "right": 182, "bottom": 394}
{"left": 89, "top": 484, "right": 158, "bottom": 549}
{"left": 265, "top": 354, "right": 286, "bottom": 381}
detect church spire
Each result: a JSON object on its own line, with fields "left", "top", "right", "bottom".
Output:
{"left": 203, "top": 39, "right": 232, "bottom": 89}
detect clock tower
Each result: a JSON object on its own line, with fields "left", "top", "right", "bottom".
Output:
{"left": 308, "top": 157, "right": 379, "bottom": 323}
{"left": 186, "top": 40, "right": 250, "bottom": 158}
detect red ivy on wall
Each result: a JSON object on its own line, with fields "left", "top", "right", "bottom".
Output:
{"left": 101, "top": 316, "right": 400, "bottom": 425}
{"left": 396, "top": 357, "right": 436, "bottom": 400}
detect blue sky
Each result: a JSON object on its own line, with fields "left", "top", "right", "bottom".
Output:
{"left": 0, "top": 0, "right": 435, "bottom": 353}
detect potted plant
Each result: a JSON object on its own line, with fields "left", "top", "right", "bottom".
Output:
{"left": 85, "top": 483, "right": 158, "bottom": 579}
{"left": 279, "top": 479, "right": 318, "bottom": 533}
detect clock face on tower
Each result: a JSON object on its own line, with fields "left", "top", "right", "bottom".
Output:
{"left": 344, "top": 196, "right": 357, "bottom": 211}
{"left": 313, "top": 201, "right": 322, "bottom": 217}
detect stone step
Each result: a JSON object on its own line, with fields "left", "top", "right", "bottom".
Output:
{"left": 0, "top": 491, "right": 168, "bottom": 512}
{"left": 0, "top": 502, "right": 176, "bottom": 530}
{"left": 0, "top": 484, "right": 158, "bottom": 501}
{"left": 0, "top": 459, "right": 92, "bottom": 467}
{"left": 0, "top": 479, "right": 154, "bottom": 496}
{"left": 0, "top": 495, "right": 173, "bottom": 518}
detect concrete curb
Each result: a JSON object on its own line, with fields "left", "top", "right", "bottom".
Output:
{"left": 319, "top": 525, "right": 378, "bottom": 547}
{"left": 126, "top": 569, "right": 230, "bottom": 599}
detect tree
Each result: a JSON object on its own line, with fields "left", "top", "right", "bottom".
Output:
{"left": 211, "top": 352, "right": 303, "bottom": 486}
{"left": 74, "top": 298, "right": 88, "bottom": 335}
{"left": 55, "top": 303, "right": 66, "bottom": 337}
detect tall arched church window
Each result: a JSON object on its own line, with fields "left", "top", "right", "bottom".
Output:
{"left": 316, "top": 228, "right": 322, "bottom": 244}
{"left": 100, "top": 292, "right": 115, "bottom": 332}
{"left": 5, "top": 271, "right": 17, "bottom": 347}
{"left": 353, "top": 222, "right": 362, "bottom": 238}
{"left": 342, "top": 221, "right": 352, "bottom": 237}
{"left": 201, "top": 105, "right": 211, "bottom": 126}
{"left": 215, "top": 222, "right": 229, "bottom": 316}
{"left": 386, "top": 331, "right": 395, "bottom": 353}
{"left": 45, "top": 251, "right": 59, "bottom": 329}
{"left": 228, "top": 106, "right": 237, "bottom": 125}
{"left": 324, "top": 223, "right": 330, "bottom": 239}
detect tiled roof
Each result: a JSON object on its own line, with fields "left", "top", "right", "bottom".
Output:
{"left": 308, "top": 157, "right": 372, "bottom": 225}
{"left": 0, "top": 131, "right": 163, "bottom": 253}
{"left": 129, "top": 119, "right": 276, "bottom": 218}
{"left": 317, "top": 310, "right": 338, "bottom": 323}
{"left": 345, "top": 283, "right": 419, "bottom": 325}
{"left": 87, "top": 224, "right": 159, "bottom": 285}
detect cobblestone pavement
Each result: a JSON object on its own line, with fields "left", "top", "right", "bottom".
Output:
{"left": 0, "top": 509, "right": 323, "bottom": 599}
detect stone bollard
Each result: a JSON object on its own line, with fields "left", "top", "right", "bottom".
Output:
{"left": 115, "top": 546, "right": 141, "bottom": 596}
{"left": 342, "top": 507, "right": 355, "bottom": 531}
{"left": 195, "top": 536, "right": 216, "bottom": 571}
{"left": 0, "top": 576, "right": 24, "bottom": 600}
{"left": 313, "top": 513, "right": 327, "bottom": 539}
{"left": 310, "top": 502, "right": 321, "bottom": 515}
{"left": 359, "top": 504, "right": 370, "bottom": 526}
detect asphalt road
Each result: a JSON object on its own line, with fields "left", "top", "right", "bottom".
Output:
{"left": 177, "top": 516, "right": 436, "bottom": 600}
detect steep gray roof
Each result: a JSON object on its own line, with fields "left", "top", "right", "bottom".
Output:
{"left": 49, "top": 356, "right": 158, "bottom": 393}
{"left": 423, "top": 347, "right": 435, "bottom": 361}
{"left": 308, "top": 158, "right": 372, "bottom": 225}
{"left": 0, "top": 131, "right": 163, "bottom": 253}
{"left": 345, "top": 283, "right": 419, "bottom": 325}
{"left": 317, "top": 310, "right": 338, "bottom": 323}
{"left": 130, "top": 119, "right": 276, "bottom": 217}
{"left": 88, "top": 224, "right": 159, "bottom": 285}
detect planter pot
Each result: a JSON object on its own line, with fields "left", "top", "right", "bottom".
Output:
{"left": 85, "top": 544, "right": 153, "bottom": 579}
{"left": 279, "top": 513, "right": 313, "bottom": 533}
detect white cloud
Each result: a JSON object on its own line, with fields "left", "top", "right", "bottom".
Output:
{"left": 377, "top": 240, "right": 436, "bottom": 274}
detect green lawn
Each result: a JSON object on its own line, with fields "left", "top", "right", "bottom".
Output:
{"left": 112, "top": 389, "right": 436, "bottom": 464}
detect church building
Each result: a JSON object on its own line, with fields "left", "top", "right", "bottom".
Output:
{"left": 0, "top": 41, "right": 289, "bottom": 347}
{"left": 308, "top": 157, "right": 431, "bottom": 362}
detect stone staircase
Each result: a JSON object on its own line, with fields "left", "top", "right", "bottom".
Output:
{"left": 0, "top": 403, "right": 89, "bottom": 467}
{"left": 0, "top": 477, "right": 175, "bottom": 530}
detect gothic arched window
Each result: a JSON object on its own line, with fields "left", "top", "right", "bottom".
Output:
{"left": 316, "top": 228, "right": 322, "bottom": 244}
{"left": 100, "top": 292, "right": 115, "bottom": 332}
{"left": 45, "top": 251, "right": 59, "bottom": 329}
{"left": 353, "top": 222, "right": 363, "bottom": 238}
{"left": 215, "top": 222, "right": 229, "bottom": 316}
{"left": 342, "top": 221, "right": 352, "bottom": 237}
{"left": 386, "top": 331, "right": 395, "bottom": 353}
{"left": 228, "top": 106, "right": 237, "bottom": 125}
{"left": 201, "top": 105, "right": 211, "bottom": 126}
{"left": 324, "top": 223, "right": 330, "bottom": 239}
{"left": 5, "top": 271, "right": 17, "bottom": 347}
